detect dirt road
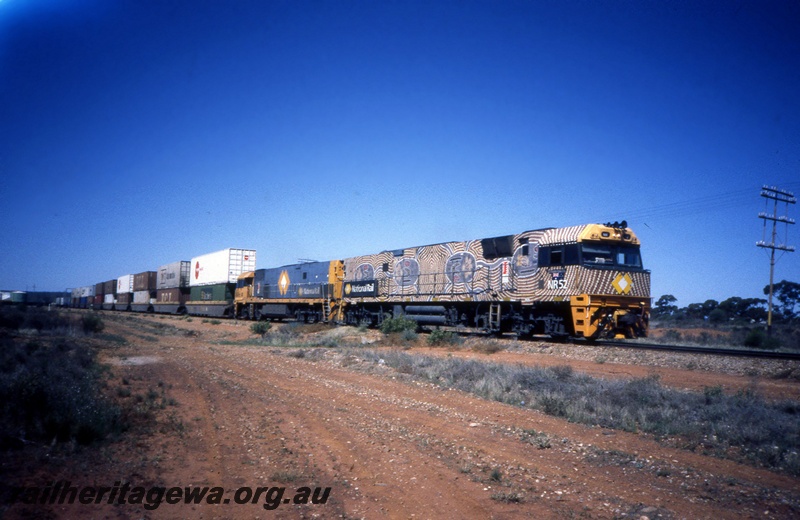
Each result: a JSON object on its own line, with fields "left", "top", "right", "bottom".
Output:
{"left": 3, "top": 313, "right": 799, "bottom": 519}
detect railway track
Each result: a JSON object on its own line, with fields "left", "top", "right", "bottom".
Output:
{"left": 591, "top": 340, "right": 800, "bottom": 361}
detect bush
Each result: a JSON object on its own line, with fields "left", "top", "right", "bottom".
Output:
{"left": 0, "top": 307, "right": 26, "bottom": 330}
{"left": 427, "top": 329, "right": 461, "bottom": 346}
{"left": 0, "top": 339, "right": 121, "bottom": 447}
{"left": 250, "top": 321, "right": 272, "bottom": 336}
{"left": 380, "top": 316, "right": 418, "bottom": 335}
{"left": 473, "top": 340, "right": 505, "bottom": 354}
{"left": 350, "top": 349, "right": 800, "bottom": 475}
{"left": 82, "top": 313, "right": 105, "bottom": 334}
{"left": 743, "top": 329, "right": 780, "bottom": 349}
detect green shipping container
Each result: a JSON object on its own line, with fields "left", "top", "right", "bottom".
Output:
{"left": 189, "top": 283, "right": 234, "bottom": 302}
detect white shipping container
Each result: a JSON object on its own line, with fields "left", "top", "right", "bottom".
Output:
{"left": 117, "top": 274, "right": 134, "bottom": 294}
{"left": 104, "top": 294, "right": 115, "bottom": 304}
{"left": 71, "top": 288, "right": 82, "bottom": 298}
{"left": 133, "top": 290, "right": 154, "bottom": 304}
{"left": 158, "top": 260, "right": 191, "bottom": 289}
{"left": 189, "top": 248, "right": 256, "bottom": 286}
{"left": 80, "top": 286, "right": 96, "bottom": 298}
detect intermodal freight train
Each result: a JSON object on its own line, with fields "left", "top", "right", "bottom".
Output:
{"left": 70, "top": 222, "right": 650, "bottom": 339}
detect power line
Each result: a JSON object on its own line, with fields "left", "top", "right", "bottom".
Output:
{"left": 594, "top": 181, "right": 800, "bottom": 225}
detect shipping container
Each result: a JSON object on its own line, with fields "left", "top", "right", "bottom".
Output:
{"left": 103, "top": 280, "right": 117, "bottom": 295}
{"left": 189, "top": 283, "right": 234, "bottom": 302}
{"left": 11, "top": 291, "right": 26, "bottom": 304}
{"left": 133, "top": 271, "right": 158, "bottom": 291}
{"left": 160, "top": 261, "right": 190, "bottom": 289}
{"left": 131, "top": 289, "right": 155, "bottom": 312}
{"left": 79, "top": 297, "right": 88, "bottom": 308}
{"left": 95, "top": 282, "right": 105, "bottom": 296}
{"left": 186, "top": 283, "right": 235, "bottom": 316}
{"left": 189, "top": 249, "right": 256, "bottom": 287}
{"left": 117, "top": 274, "right": 134, "bottom": 294}
{"left": 80, "top": 286, "right": 96, "bottom": 298}
{"left": 158, "top": 261, "right": 191, "bottom": 289}
{"left": 132, "top": 290, "right": 155, "bottom": 304}
{"left": 153, "top": 288, "right": 189, "bottom": 314}
{"left": 93, "top": 295, "right": 103, "bottom": 306}
{"left": 102, "top": 293, "right": 115, "bottom": 310}
{"left": 116, "top": 293, "right": 133, "bottom": 304}
{"left": 116, "top": 292, "right": 133, "bottom": 308}
{"left": 156, "top": 288, "right": 189, "bottom": 304}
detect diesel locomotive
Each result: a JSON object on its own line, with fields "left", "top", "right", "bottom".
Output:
{"left": 232, "top": 222, "right": 650, "bottom": 339}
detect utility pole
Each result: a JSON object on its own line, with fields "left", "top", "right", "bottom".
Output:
{"left": 756, "top": 186, "right": 796, "bottom": 336}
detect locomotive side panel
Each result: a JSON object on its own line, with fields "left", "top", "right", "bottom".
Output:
{"left": 253, "top": 261, "right": 332, "bottom": 300}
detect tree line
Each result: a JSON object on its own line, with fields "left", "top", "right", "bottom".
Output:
{"left": 652, "top": 280, "right": 799, "bottom": 323}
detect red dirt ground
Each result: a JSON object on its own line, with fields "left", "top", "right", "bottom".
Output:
{"left": 2, "top": 313, "right": 799, "bottom": 519}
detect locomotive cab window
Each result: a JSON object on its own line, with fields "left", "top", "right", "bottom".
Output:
{"left": 538, "top": 244, "right": 579, "bottom": 267}
{"left": 581, "top": 243, "right": 642, "bottom": 269}
{"left": 617, "top": 246, "right": 642, "bottom": 268}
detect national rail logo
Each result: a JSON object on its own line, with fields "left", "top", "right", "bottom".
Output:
{"left": 278, "top": 270, "right": 290, "bottom": 296}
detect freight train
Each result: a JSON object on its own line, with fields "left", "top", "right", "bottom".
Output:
{"left": 70, "top": 222, "right": 651, "bottom": 339}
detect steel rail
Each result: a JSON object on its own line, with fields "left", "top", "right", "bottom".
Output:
{"left": 589, "top": 340, "right": 800, "bottom": 361}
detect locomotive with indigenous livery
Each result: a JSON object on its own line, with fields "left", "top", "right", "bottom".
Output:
{"left": 232, "top": 222, "right": 650, "bottom": 339}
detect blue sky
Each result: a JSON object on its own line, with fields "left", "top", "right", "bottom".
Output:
{"left": 1, "top": 0, "right": 798, "bottom": 307}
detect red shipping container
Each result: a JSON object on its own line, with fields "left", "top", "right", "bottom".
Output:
{"left": 133, "top": 271, "right": 158, "bottom": 291}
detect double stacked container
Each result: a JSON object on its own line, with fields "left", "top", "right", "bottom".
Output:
{"left": 154, "top": 261, "right": 191, "bottom": 314}
{"left": 79, "top": 286, "right": 96, "bottom": 309}
{"left": 102, "top": 280, "right": 116, "bottom": 310}
{"left": 131, "top": 271, "right": 158, "bottom": 312}
{"left": 94, "top": 282, "right": 105, "bottom": 308}
{"left": 116, "top": 274, "right": 134, "bottom": 310}
{"left": 186, "top": 248, "right": 256, "bottom": 316}
{"left": 70, "top": 287, "right": 81, "bottom": 308}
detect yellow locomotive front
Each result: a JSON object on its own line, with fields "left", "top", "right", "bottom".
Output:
{"left": 532, "top": 222, "right": 650, "bottom": 339}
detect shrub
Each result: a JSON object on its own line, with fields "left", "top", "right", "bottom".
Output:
{"left": 473, "top": 340, "right": 505, "bottom": 354}
{"left": 82, "top": 313, "right": 105, "bottom": 334}
{"left": 400, "top": 328, "right": 418, "bottom": 342}
{"left": 380, "top": 316, "right": 418, "bottom": 335}
{"left": 0, "top": 307, "right": 26, "bottom": 330}
{"left": 0, "top": 339, "right": 121, "bottom": 446}
{"left": 427, "top": 329, "right": 461, "bottom": 346}
{"left": 250, "top": 321, "right": 272, "bottom": 336}
{"left": 743, "top": 329, "right": 780, "bottom": 349}
{"left": 349, "top": 348, "right": 800, "bottom": 475}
